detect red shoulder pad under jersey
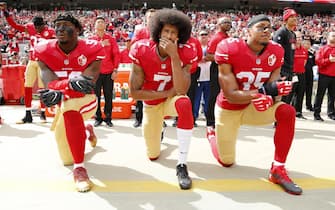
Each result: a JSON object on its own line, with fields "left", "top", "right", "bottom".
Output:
{"left": 215, "top": 37, "right": 242, "bottom": 65}
{"left": 266, "top": 41, "right": 284, "bottom": 69}
{"left": 129, "top": 39, "right": 152, "bottom": 65}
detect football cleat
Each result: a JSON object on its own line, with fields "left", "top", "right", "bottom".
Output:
{"left": 206, "top": 127, "right": 215, "bottom": 141}
{"left": 86, "top": 124, "right": 97, "bottom": 148}
{"left": 73, "top": 167, "right": 92, "bottom": 193}
{"left": 269, "top": 164, "right": 302, "bottom": 195}
{"left": 176, "top": 164, "right": 192, "bottom": 190}
{"left": 16, "top": 111, "right": 33, "bottom": 124}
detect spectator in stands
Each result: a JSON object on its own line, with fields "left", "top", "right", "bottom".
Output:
{"left": 273, "top": 8, "right": 298, "bottom": 104}
{"left": 0, "top": 3, "right": 55, "bottom": 124}
{"left": 90, "top": 16, "right": 120, "bottom": 127}
{"left": 313, "top": 31, "right": 335, "bottom": 121}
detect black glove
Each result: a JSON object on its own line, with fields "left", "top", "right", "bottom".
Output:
{"left": 39, "top": 89, "right": 63, "bottom": 107}
{"left": 259, "top": 80, "right": 294, "bottom": 97}
{"left": 68, "top": 75, "right": 95, "bottom": 94}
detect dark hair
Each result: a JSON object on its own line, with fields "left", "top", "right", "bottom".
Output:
{"left": 247, "top": 14, "right": 270, "bottom": 28}
{"left": 149, "top": 9, "right": 192, "bottom": 44}
{"left": 32, "top": 16, "right": 44, "bottom": 27}
{"left": 95, "top": 16, "right": 105, "bottom": 22}
{"left": 54, "top": 14, "right": 83, "bottom": 33}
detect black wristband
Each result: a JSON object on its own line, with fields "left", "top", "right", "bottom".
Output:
{"left": 258, "top": 86, "right": 266, "bottom": 94}
{"left": 264, "top": 81, "right": 279, "bottom": 96}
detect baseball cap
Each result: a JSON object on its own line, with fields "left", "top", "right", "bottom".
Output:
{"left": 283, "top": 8, "right": 297, "bottom": 21}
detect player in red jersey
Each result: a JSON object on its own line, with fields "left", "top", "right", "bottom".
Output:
{"left": 0, "top": 3, "right": 55, "bottom": 124}
{"left": 129, "top": 9, "right": 196, "bottom": 190}
{"left": 212, "top": 14, "right": 302, "bottom": 195}
{"left": 35, "top": 14, "right": 105, "bottom": 192}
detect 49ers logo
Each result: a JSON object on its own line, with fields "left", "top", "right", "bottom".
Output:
{"left": 77, "top": 54, "right": 87, "bottom": 66}
{"left": 268, "top": 54, "right": 276, "bottom": 66}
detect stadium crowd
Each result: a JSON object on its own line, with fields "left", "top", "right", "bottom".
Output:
{"left": 0, "top": 8, "right": 333, "bottom": 49}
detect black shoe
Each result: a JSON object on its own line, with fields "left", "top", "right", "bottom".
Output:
{"left": 296, "top": 113, "right": 307, "bottom": 120}
{"left": 161, "top": 126, "right": 166, "bottom": 142}
{"left": 314, "top": 115, "right": 324, "bottom": 121}
{"left": 328, "top": 114, "right": 335, "bottom": 120}
{"left": 16, "top": 111, "right": 33, "bottom": 124}
{"left": 133, "top": 121, "right": 142, "bottom": 128}
{"left": 94, "top": 119, "right": 103, "bottom": 127}
{"left": 40, "top": 111, "right": 47, "bottom": 123}
{"left": 162, "top": 121, "right": 167, "bottom": 128}
{"left": 105, "top": 120, "right": 114, "bottom": 127}
{"left": 307, "top": 106, "right": 314, "bottom": 112}
{"left": 176, "top": 164, "right": 192, "bottom": 190}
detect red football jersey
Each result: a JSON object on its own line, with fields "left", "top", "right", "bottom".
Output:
{"left": 27, "top": 24, "right": 56, "bottom": 60}
{"left": 215, "top": 38, "right": 284, "bottom": 110}
{"left": 129, "top": 39, "right": 197, "bottom": 105}
{"left": 207, "top": 31, "right": 229, "bottom": 54}
{"left": 89, "top": 32, "right": 120, "bottom": 74}
{"left": 35, "top": 39, "right": 105, "bottom": 80}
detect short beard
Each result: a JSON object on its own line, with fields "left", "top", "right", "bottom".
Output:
{"left": 259, "top": 41, "right": 268, "bottom": 46}
{"left": 58, "top": 40, "right": 69, "bottom": 45}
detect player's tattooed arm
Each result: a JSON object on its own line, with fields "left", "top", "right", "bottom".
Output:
{"left": 38, "top": 61, "right": 59, "bottom": 87}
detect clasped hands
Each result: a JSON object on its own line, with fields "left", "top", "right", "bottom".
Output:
{"left": 252, "top": 80, "right": 293, "bottom": 112}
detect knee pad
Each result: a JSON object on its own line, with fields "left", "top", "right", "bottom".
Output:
{"left": 275, "top": 104, "right": 295, "bottom": 123}
{"left": 175, "top": 97, "right": 193, "bottom": 129}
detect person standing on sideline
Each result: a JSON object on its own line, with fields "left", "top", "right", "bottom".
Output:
{"left": 129, "top": 9, "right": 196, "bottom": 190}
{"left": 303, "top": 38, "right": 316, "bottom": 112}
{"left": 0, "top": 3, "right": 55, "bottom": 124}
{"left": 205, "top": 16, "right": 231, "bottom": 140}
{"left": 193, "top": 30, "right": 211, "bottom": 124}
{"left": 273, "top": 8, "right": 298, "bottom": 104}
{"left": 313, "top": 31, "right": 335, "bottom": 121}
{"left": 131, "top": 8, "right": 156, "bottom": 128}
{"left": 90, "top": 16, "right": 120, "bottom": 127}
{"left": 36, "top": 14, "right": 105, "bottom": 192}
{"left": 291, "top": 31, "right": 308, "bottom": 119}
{"left": 212, "top": 14, "right": 302, "bottom": 195}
